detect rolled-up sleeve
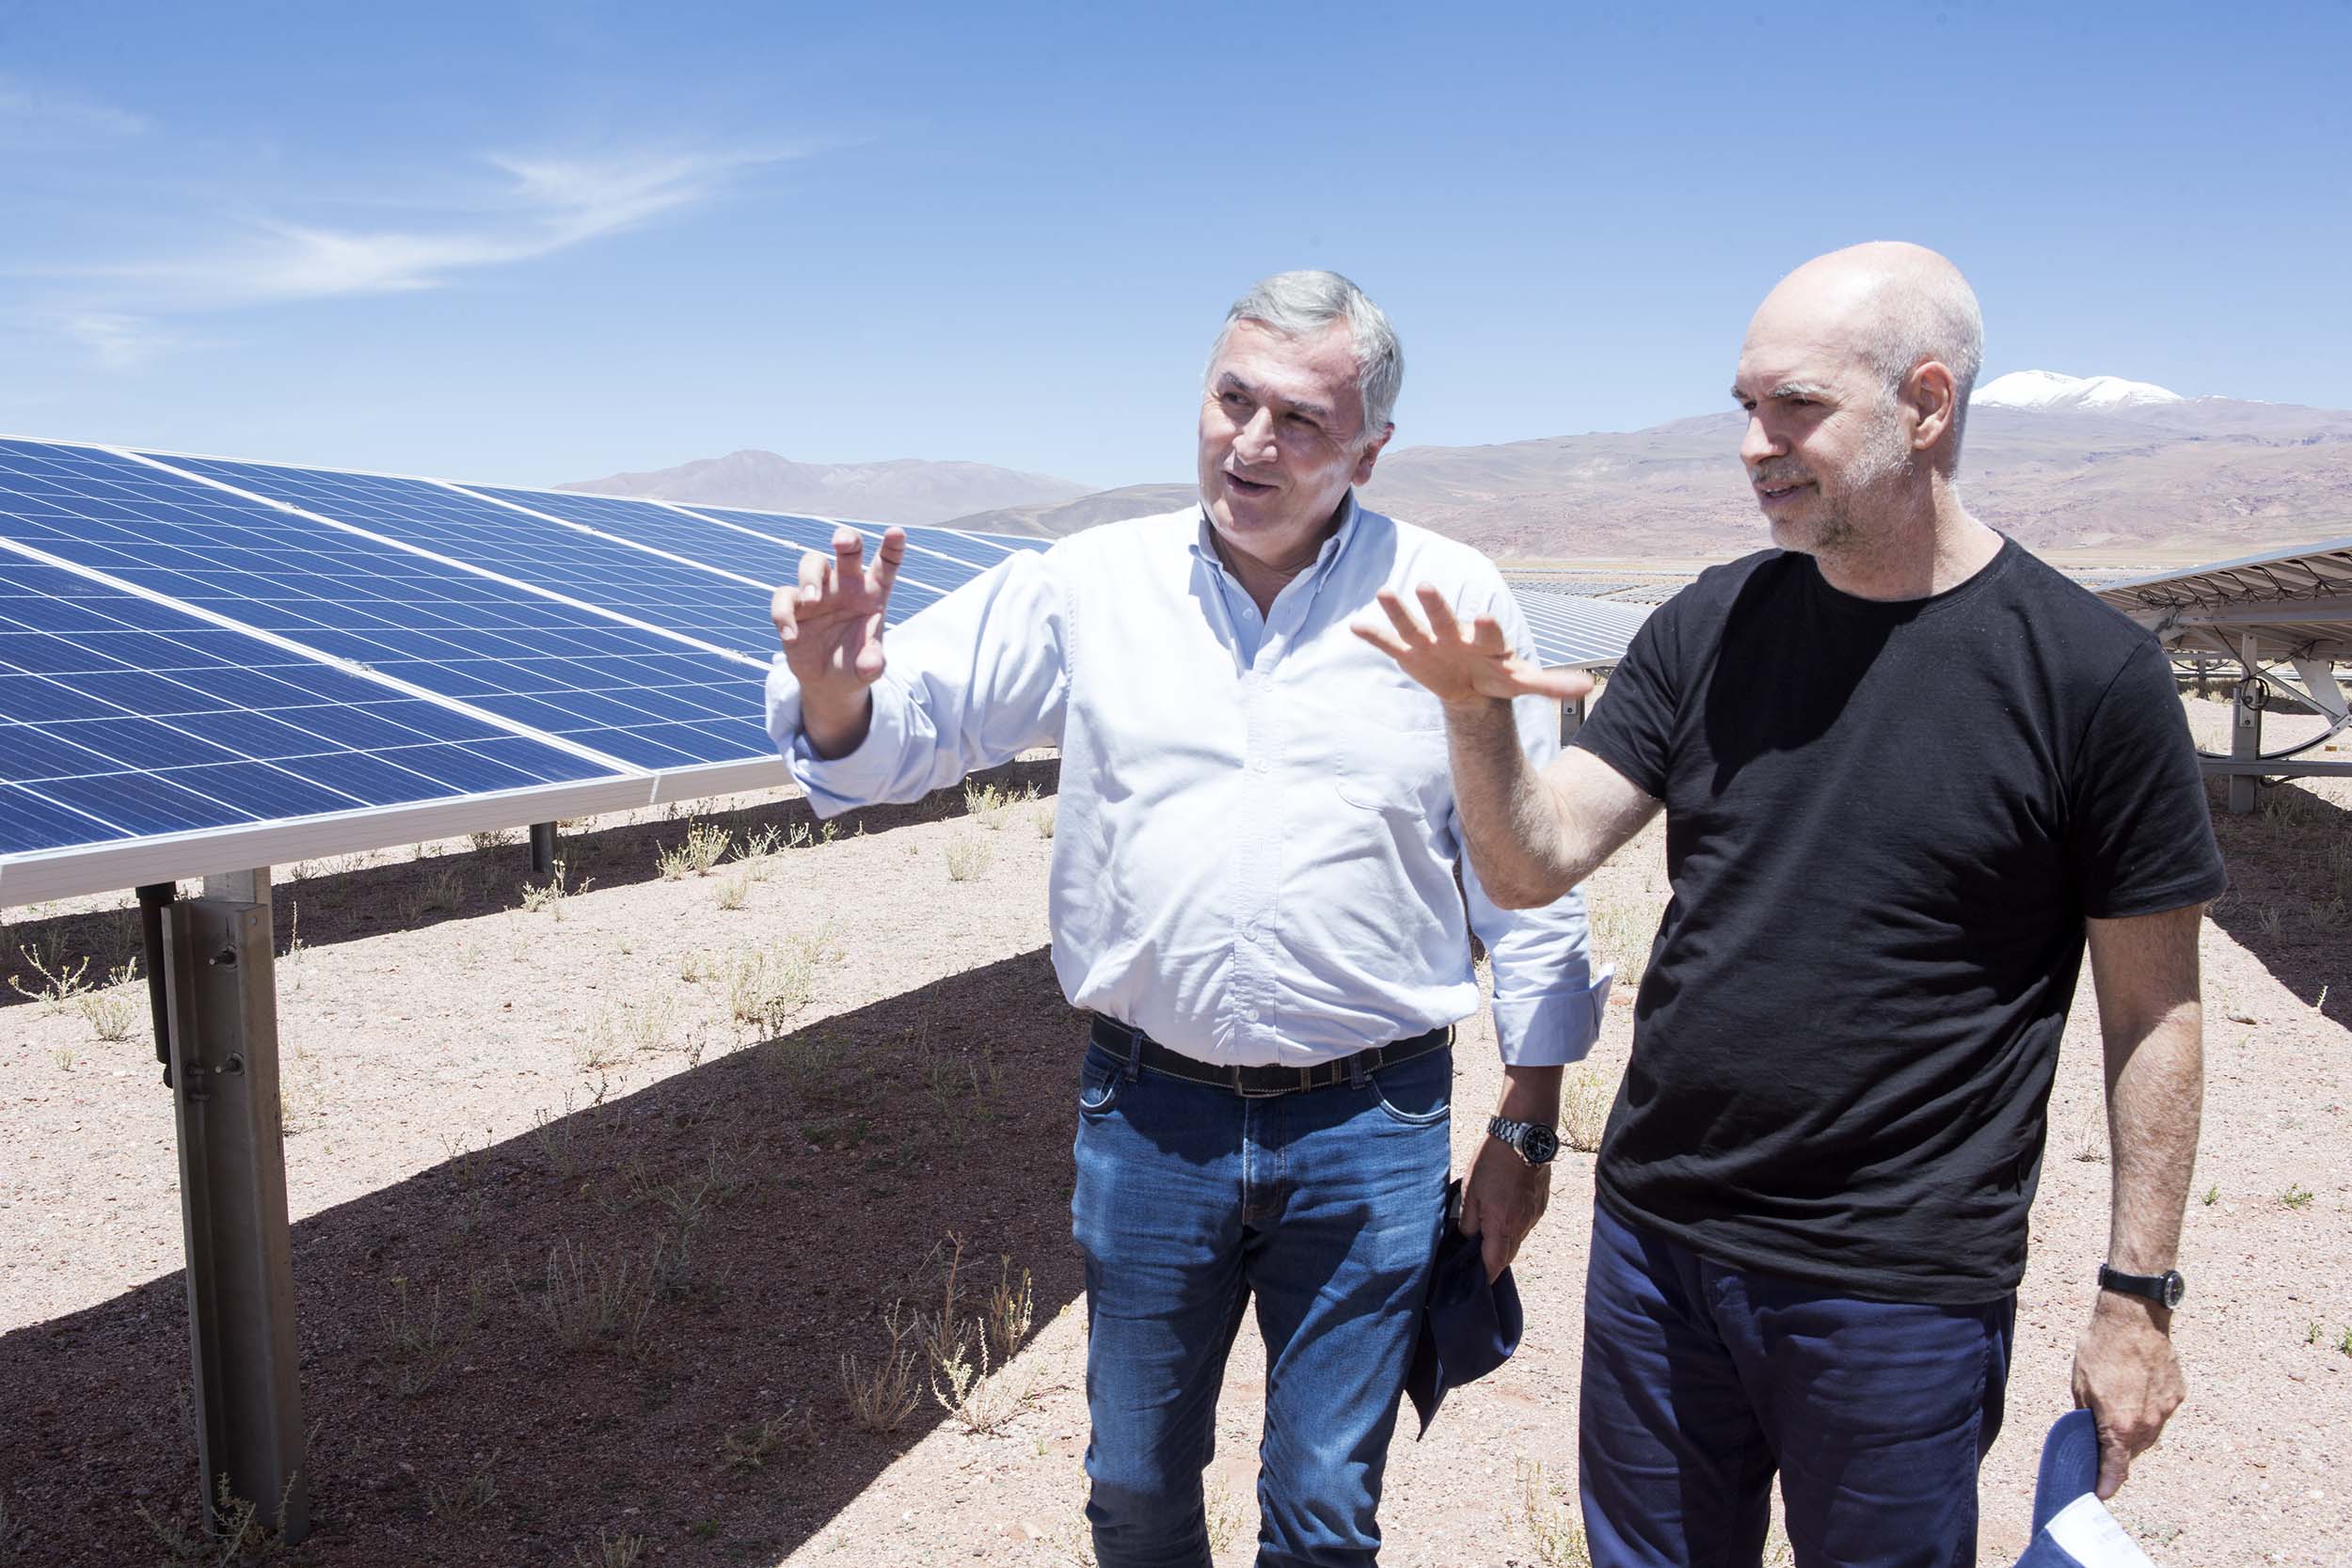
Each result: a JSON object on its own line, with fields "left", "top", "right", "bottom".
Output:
{"left": 1456, "top": 580, "right": 1612, "bottom": 1066}
{"left": 765, "top": 550, "right": 1071, "bottom": 817}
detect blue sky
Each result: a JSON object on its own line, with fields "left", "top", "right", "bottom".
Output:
{"left": 3, "top": 0, "right": 2346, "bottom": 490}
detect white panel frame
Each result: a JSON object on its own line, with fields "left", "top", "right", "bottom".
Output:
{"left": 0, "top": 755, "right": 791, "bottom": 908}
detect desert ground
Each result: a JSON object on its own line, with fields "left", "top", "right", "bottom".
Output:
{"left": 2, "top": 697, "right": 2347, "bottom": 1568}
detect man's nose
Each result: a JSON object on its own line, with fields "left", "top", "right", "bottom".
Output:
{"left": 1234, "top": 407, "right": 1279, "bottom": 463}
{"left": 1740, "top": 413, "right": 1781, "bottom": 468}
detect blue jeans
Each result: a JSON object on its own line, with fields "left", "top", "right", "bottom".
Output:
{"left": 1579, "top": 1204, "right": 2015, "bottom": 1568}
{"left": 1071, "top": 1034, "right": 1454, "bottom": 1568}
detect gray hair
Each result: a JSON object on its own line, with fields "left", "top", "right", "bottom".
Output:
{"left": 1857, "top": 252, "right": 1984, "bottom": 466}
{"left": 1210, "top": 270, "right": 1404, "bottom": 440}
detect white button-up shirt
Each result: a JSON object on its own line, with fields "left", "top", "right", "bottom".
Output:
{"left": 765, "top": 499, "right": 1609, "bottom": 1068}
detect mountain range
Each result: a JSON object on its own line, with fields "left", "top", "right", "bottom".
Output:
{"left": 557, "top": 449, "right": 1089, "bottom": 527}
{"left": 561, "top": 372, "right": 2352, "bottom": 562}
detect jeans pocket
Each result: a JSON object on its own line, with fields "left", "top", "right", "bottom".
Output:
{"left": 1370, "top": 1047, "right": 1453, "bottom": 1126}
{"left": 1078, "top": 1043, "right": 1123, "bottom": 1115}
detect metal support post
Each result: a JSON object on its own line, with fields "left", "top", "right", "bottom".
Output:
{"left": 2230, "top": 637, "right": 2263, "bottom": 816}
{"left": 530, "top": 820, "right": 557, "bottom": 878}
{"left": 137, "top": 882, "right": 177, "bottom": 1085}
{"left": 163, "top": 866, "right": 310, "bottom": 1544}
{"left": 1562, "top": 694, "right": 1587, "bottom": 745}
{"left": 1559, "top": 690, "right": 1587, "bottom": 747}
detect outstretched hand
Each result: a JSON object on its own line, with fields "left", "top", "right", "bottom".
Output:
{"left": 771, "top": 526, "right": 906, "bottom": 691}
{"left": 1352, "top": 585, "right": 1594, "bottom": 706}
{"left": 772, "top": 526, "right": 905, "bottom": 758}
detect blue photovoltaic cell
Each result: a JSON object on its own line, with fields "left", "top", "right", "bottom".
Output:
{"left": 155, "top": 455, "right": 816, "bottom": 657}
{"left": 1509, "top": 588, "right": 1652, "bottom": 668}
{"left": 469, "top": 485, "right": 1003, "bottom": 606}
{"left": 454, "top": 484, "right": 959, "bottom": 627}
{"left": 895, "top": 529, "right": 1022, "bottom": 570}
{"left": 471, "top": 485, "right": 861, "bottom": 559}
{"left": 968, "top": 531, "right": 1052, "bottom": 554}
{"left": 667, "top": 504, "right": 995, "bottom": 602}
{"left": 0, "top": 552, "right": 619, "bottom": 855}
{"left": 0, "top": 439, "right": 772, "bottom": 770}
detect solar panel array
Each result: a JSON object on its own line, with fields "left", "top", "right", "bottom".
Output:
{"left": 0, "top": 552, "right": 611, "bottom": 853}
{"left": 2097, "top": 535, "right": 2352, "bottom": 664}
{"left": 0, "top": 436, "right": 1642, "bottom": 899}
{"left": 1512, "top": 587, "right": 1655, "bottom": 668}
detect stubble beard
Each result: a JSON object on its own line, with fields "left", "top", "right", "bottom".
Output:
{"left": 1781, "top": 411, "right": 1916, "bottom": 558}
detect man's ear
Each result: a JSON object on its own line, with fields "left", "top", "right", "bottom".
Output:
{"left": 1908, "top": 361, "right": 1959, "bottom": 457}
{"left": 1353, "top": 424, "right": 1395, "bottom": 485}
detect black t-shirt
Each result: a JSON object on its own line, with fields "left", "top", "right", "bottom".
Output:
{"left": 1574, "top": 539, "right": 2225, "bottom": 1305}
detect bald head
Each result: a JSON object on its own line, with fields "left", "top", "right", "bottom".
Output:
{"left": 1744, "top": 242, "right": 1983, "bottom": 472}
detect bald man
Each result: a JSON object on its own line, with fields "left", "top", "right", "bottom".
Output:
{"left": 1358, "top": 244, "right": 2222, "bottom": 1565}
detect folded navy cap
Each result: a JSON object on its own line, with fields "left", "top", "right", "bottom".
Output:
{"left": 2013, "top": 1411, "right": 2154, "bottom": 1568}
{"left": 2033, "top": 1410, "right": 2103, "bottom": 1534}
{"left": 1405, "top": 1180, "right": 1524, "bottom": 1437}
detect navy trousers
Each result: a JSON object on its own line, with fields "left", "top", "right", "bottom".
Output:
{"left": 1579, "top": 1203, "right": 2015, "bottom": 1568}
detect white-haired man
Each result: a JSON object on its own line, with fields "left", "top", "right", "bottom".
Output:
{"left": 1359, "top": 243, "right": 2220, "bottom": 1564}
{"left": 767, "top": 271, "right": 1608, "bottom": 1568}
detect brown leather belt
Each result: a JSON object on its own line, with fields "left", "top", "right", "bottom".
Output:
{"left": 1089, "top": 1014, "right": 1452, "bottom": 1098}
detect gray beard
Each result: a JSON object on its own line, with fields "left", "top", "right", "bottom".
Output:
{"left": 1807, "top": 419, "right": 1917, "bottom": 556}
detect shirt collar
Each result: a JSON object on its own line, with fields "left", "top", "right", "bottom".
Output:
{"left": 1189, "top": 490, "right": 1363, "bottom": 586}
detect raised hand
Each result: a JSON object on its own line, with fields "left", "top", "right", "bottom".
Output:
{"left": 1352, "top": 584, "right": 1593, "bottom": 706}
{"left": 771, "top": 526, "right": 905, "bottom": 756}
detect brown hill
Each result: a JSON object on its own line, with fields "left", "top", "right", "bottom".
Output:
{"left": 940, "top": 483, "right": 1200, "bottom": 538}
{"left": 939, "top": 398, "right": 2352, "bottom": 562}
{"left": 559, "top": 449, "right": 1089, "bottom": 528}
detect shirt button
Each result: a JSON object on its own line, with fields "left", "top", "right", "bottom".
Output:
{"left": 1250, "top": 755, "right": 1270, "bottom": 774}
{"left": 1242, "top": 1006, "right": 1261, "bottom": 1022}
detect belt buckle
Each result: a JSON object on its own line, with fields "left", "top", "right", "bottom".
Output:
{"left": 1233, "top": 1066, "right": 1292, "bottom": 1099}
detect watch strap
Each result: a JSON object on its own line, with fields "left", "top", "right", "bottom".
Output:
{"left": 2097, "top": 1263, "right": 2185, "bottom": 1308}
{"left": 1486, "top": 1116, "right": 1559, "bottom": 1165}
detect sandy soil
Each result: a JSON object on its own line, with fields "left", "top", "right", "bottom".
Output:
{"left": 2, "top": 711, "right": 2347, "bottom": 1568}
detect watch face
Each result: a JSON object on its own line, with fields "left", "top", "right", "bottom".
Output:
{"left": 1524, "top": 1125, "right": 1560, "bottom": 1164}
{"left": 2161, "top": 1270, "right": 2185, "bottom": 1308}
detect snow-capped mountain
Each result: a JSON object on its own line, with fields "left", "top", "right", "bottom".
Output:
{"left": 1972, "top": 369, "right": 2185, "bottom": 411}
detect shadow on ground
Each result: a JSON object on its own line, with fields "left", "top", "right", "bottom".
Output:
{"left": 2202, "top": 777, "right": 2351, "bottom": 1032}
{"left": 1, "top": 760, "right": 1059, "bottom": 1008}
{"left": 0, "top": 945, "right": 1088, "bottom": 1567}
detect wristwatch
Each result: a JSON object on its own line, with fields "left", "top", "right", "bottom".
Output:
{"left": 2097, "top": 1263, "right": 2185, "bottom": 1309}
{"left": 1487, "top": 1116, "right": 1560, "bottom": 1166}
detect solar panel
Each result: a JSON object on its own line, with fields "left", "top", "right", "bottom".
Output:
{"left": 153, "top": 455, "right": 828, "bottom": 657}
{"left": 0, "top": 435, "right": 1656, "bottom": 901}
{"left": 453, "top": 484, "right": 957, "bottom": 620}
{"left": 967, "top": 530, "right": 1052, "bottom": 554}
{"left": 1510, "top": 586, "right": 1653, "bottom": 668}
{"left": 0, "top": 551, "right": 618, "bottom": 855}
{"left": 889, "top": 528, "right": 1025, "bottom": 569}
{"left": 0, "top": 440, "right": 772, "bottom": 771}
{"left": 672, "top": 503, "right": 995, "bottom": 600}
{"left": 2097, "top": 535, "right": 2352, "bottom": 663}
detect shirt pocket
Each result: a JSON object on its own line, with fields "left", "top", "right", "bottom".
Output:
{"left": 1330, "top": 688, "right": 1452, "bottom": 818}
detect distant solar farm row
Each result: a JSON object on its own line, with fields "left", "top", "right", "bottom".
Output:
{"left": 0, "top": 439, "right": 1645, "bottom": 897}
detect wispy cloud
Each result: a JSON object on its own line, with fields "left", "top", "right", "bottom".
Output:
{"left": 0, "top": 78, "right": 147, "bottom": 149}
{"left": 23, "top": 142, "right": 811, "bottom": 367}
{"left": 51, "top": 312, "right": 192, "bottom": 371}
{"left": 103, "top": 145, "right": 803, "bottom": 307}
